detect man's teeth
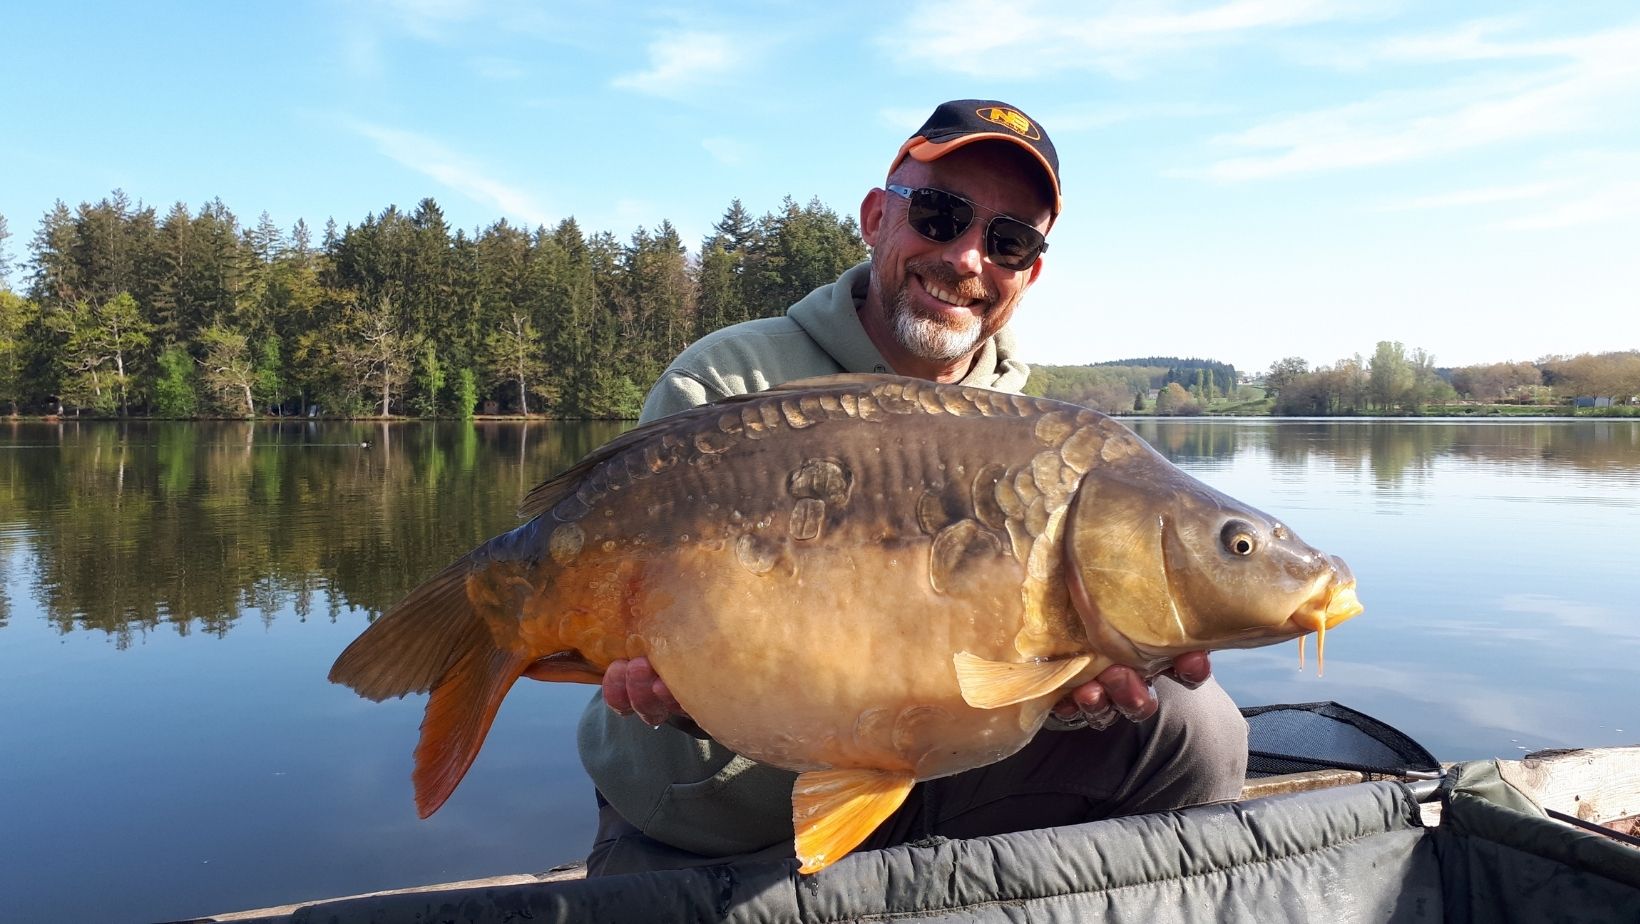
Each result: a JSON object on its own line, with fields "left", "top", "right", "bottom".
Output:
{"left": 922, "top": 278, "right": 974, "bottom": 307}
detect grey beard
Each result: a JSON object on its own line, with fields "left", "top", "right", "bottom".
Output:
{"left": 890, "top": 289, "right": 983, "bottom": 362}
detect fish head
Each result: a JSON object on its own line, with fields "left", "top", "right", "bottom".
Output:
{"left": 1063, "top": 441, "right": 1361, "bottom": 670}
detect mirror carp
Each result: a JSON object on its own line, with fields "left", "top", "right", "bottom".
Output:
{"left": 330, "top": 374, "right": 1362, "bottom": 873}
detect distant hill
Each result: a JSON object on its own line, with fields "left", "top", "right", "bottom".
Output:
{"left": 1026, "top": 357, "right": 1240, "bottom": 413}
{"left": 1097, "top": 357, "right": 1239, "bottom": 390}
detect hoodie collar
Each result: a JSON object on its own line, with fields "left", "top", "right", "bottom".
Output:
{"left": 787, "top": 261, "right": 1031, "bottom": 391}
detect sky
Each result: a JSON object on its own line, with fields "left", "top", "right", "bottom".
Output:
{"left": 2, "top": 0, "right": 1636, "bottom": 374}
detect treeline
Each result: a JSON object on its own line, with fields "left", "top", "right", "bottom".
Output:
{"left": 0, "top": 193, "right": 866, "bottom": 418}
{"left": 1027, "top": 357, "right": 1242, "bottom": 414}
{"left": 1266, "top": 343, "right": 1640, "bottom": 416}
{"left": 1099, "top": 357, "right": 1239, "bottom": 396}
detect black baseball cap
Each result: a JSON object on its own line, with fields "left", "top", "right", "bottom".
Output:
{"left": 890, "top": 99, "right": 1061, "bottom": 216}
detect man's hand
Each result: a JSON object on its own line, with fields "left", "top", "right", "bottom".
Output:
{"left": 602, "top": 656, "right": 687, "bottom": 727}
{"left": 1052, "top": 652, "right": 1212, "bottom": 729}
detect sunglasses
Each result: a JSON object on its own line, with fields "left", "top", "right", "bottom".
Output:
{"left": 884, "top": 184, "right": 1048, "bottom": 271}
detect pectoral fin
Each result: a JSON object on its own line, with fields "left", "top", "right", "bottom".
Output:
{"left": 792, "top": 768, "right": 915, "bottom": 874}
{"left": 953, "top": 651, "right": 1092, "bottom": 709}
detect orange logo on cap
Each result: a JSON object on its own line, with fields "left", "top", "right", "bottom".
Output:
{"left": 976, "top": 107, "right": 1041, "bottom": 141}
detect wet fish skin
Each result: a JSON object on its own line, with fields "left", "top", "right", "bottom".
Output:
{"left": 329, "top": 373, "right": 1361, "bottom": 873}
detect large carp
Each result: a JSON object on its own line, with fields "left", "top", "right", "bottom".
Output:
{"left": 330, "top": 374, "right": 1361, "bottom": 873}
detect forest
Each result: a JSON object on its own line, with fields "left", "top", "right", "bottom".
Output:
{"left": 0, "top": 193, "right": 865, "bottom": 419}
{"left": 1, "top": 197, "right": 1635, "bottom": 420}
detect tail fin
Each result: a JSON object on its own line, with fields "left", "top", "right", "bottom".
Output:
{"left": 329, "top": 558, "right": 484, "bottom": 702}
{"left": 329, "top": 557, "right": 529, "bottom": 816}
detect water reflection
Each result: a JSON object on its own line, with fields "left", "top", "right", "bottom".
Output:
{"left": 1, "top": 418, "right": 1637, "bottom": 641}
{"left": 1132, "top": 418, "right": 1640, "bottom": 486}
{"left": 0, "top": 420, "right": 630, "bottom": 645}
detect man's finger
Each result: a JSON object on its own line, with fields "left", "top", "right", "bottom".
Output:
{"left": 1095, "top": 664, "right": 1159, "bottom": 722}
{"left": 626, "top": 657, "right": 672, "bottom": 726}
{"left": 1067, "top": 682, "right": 1119, "bottom": 730}
{"left": 653, "top": 678, "right": 687, "bottom": 718}
{"left": 1169, "top": 651, "right": 1212, "bottom": 689}
{"left": 602, "top": 659, "right": 634, "bottom": 715}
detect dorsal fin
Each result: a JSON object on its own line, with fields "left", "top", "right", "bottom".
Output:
{"left": 516, "top": 420, "right": 673, "bottom": 520}
{"left": 516, "top": 374, "right": 916, "bottom": 521}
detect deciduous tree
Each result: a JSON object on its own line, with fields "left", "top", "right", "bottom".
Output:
{"left": 0, "top": 291, "right": 37, "bottom": 415}
{"left": 198, "top": 324, "right": 258, "bottom": 417}
{"left": 482, "top": 310, "right": 551, "bottom": 415}
{"left": 45, "top": 292, "right": 150, "bottom": 414}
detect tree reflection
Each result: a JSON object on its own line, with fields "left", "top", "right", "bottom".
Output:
{"left": 1126, "top": 420, "right": 1243, "bottom": 462}
{"left": 1256, "top": 420, "right": 1640, "bottom": 483}
{"left": 0, "top": 420, "right": 629, "bottom": 645}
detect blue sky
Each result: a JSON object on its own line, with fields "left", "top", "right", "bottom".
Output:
{"left": 2, "top": 1, "right": 1636, "bottom": 373}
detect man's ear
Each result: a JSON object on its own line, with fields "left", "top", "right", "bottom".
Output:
{"left": 1023, "top": 255, "right": 1045, "bottom": 288}
{"left": 860, "top": 187, "right": 887, "bottom": 247}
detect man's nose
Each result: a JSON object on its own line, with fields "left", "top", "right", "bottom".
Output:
{"left": 942, "top": 219, "right": 986, "bottom": 277}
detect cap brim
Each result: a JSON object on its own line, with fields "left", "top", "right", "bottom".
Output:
{"left": 893, "top": 134, "right": 1061, "bottom": 216}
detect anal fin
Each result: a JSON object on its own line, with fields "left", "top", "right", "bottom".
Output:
{"left": 953, "top": 651, "right": 1092, "bottom": 709}
{"left": 792, "top": 768, "right": 915, "bottom": 874}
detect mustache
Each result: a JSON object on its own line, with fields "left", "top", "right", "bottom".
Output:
{"left": 906, "top": 260, "right": 993, "bottom": 303}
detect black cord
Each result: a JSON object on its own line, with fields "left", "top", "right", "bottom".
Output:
{"left": 1545, "top": 808, "right": 1640, "bottom": 849}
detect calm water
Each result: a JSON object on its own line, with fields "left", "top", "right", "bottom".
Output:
{"left": 2, "top": 417, "right": 1638, "bottom": 923}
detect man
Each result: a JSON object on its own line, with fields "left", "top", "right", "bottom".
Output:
{"left": 578, "top": 99, "right": 1247, "bottom": 876}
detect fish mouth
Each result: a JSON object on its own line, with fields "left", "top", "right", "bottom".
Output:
{"left": 1289, "top": 556, "right": 1363, "bottom": 633}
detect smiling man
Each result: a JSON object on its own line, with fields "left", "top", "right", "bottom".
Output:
{"left": 576, "top": 99, "right": 1248, "bottom": 876}
{"left": 862, "top": 112, "right": 1054, "bottom": 382}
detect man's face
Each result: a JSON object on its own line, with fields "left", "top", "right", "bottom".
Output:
{"left": 861, "top": 143, "right": 1052, "bottom": 366}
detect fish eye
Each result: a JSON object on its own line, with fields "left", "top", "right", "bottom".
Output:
{"left": 1220, "top": 521, "right": 1258, "bottom": 557}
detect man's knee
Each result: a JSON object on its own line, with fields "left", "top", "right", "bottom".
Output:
{"left": 1143, "top": 676, "right": 1249, "bottom": 806}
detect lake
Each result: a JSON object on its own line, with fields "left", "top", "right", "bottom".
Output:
{"left": 2, "top": 417, "right": 1637, "bottom": 923}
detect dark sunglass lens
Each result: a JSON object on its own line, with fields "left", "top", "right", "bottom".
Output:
{"left": 907, "top": 188, "right": 972, "bottom": 242}
{"left": 987, "top": 218, "right": 1045, "bottom": 270}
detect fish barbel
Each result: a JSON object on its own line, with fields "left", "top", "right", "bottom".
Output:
{"left": 330, "top": 374, "right": 1362, "bottom": 872}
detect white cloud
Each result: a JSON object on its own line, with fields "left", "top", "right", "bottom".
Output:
{"left": 612, "top": 31, "right": 740, "bottom": 98}
{"left": 351, "top": 0, "right": 485, "bottom": 42}
{"left": 350, "top": 0, "right": 556, "bottom": 41}
{"left": 470, "top": 56, "right": 527, "bottom": 81}
{"left": 346, "top": 121, "right": 551, "bottom": 227}
{"left": 701, "top": 137, "right": 748, "bottom": 167}
{"left": 1499, "top": 180, "right": 1640, "bottom": 231}
{"left": 878, "top": 107, "right": 929, "bottom": 134}
{"left": 1047, "top": 101, "right": 1238, "bottom": 132}
{"left": 883, "top": 0, "right": 1372, "bottom": 78}
{"left": 1194, "top": 21, "right": 1640, "bottom": 180}
{"left": 1374, "top": 180, "right": 1567, "bottom": 212}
